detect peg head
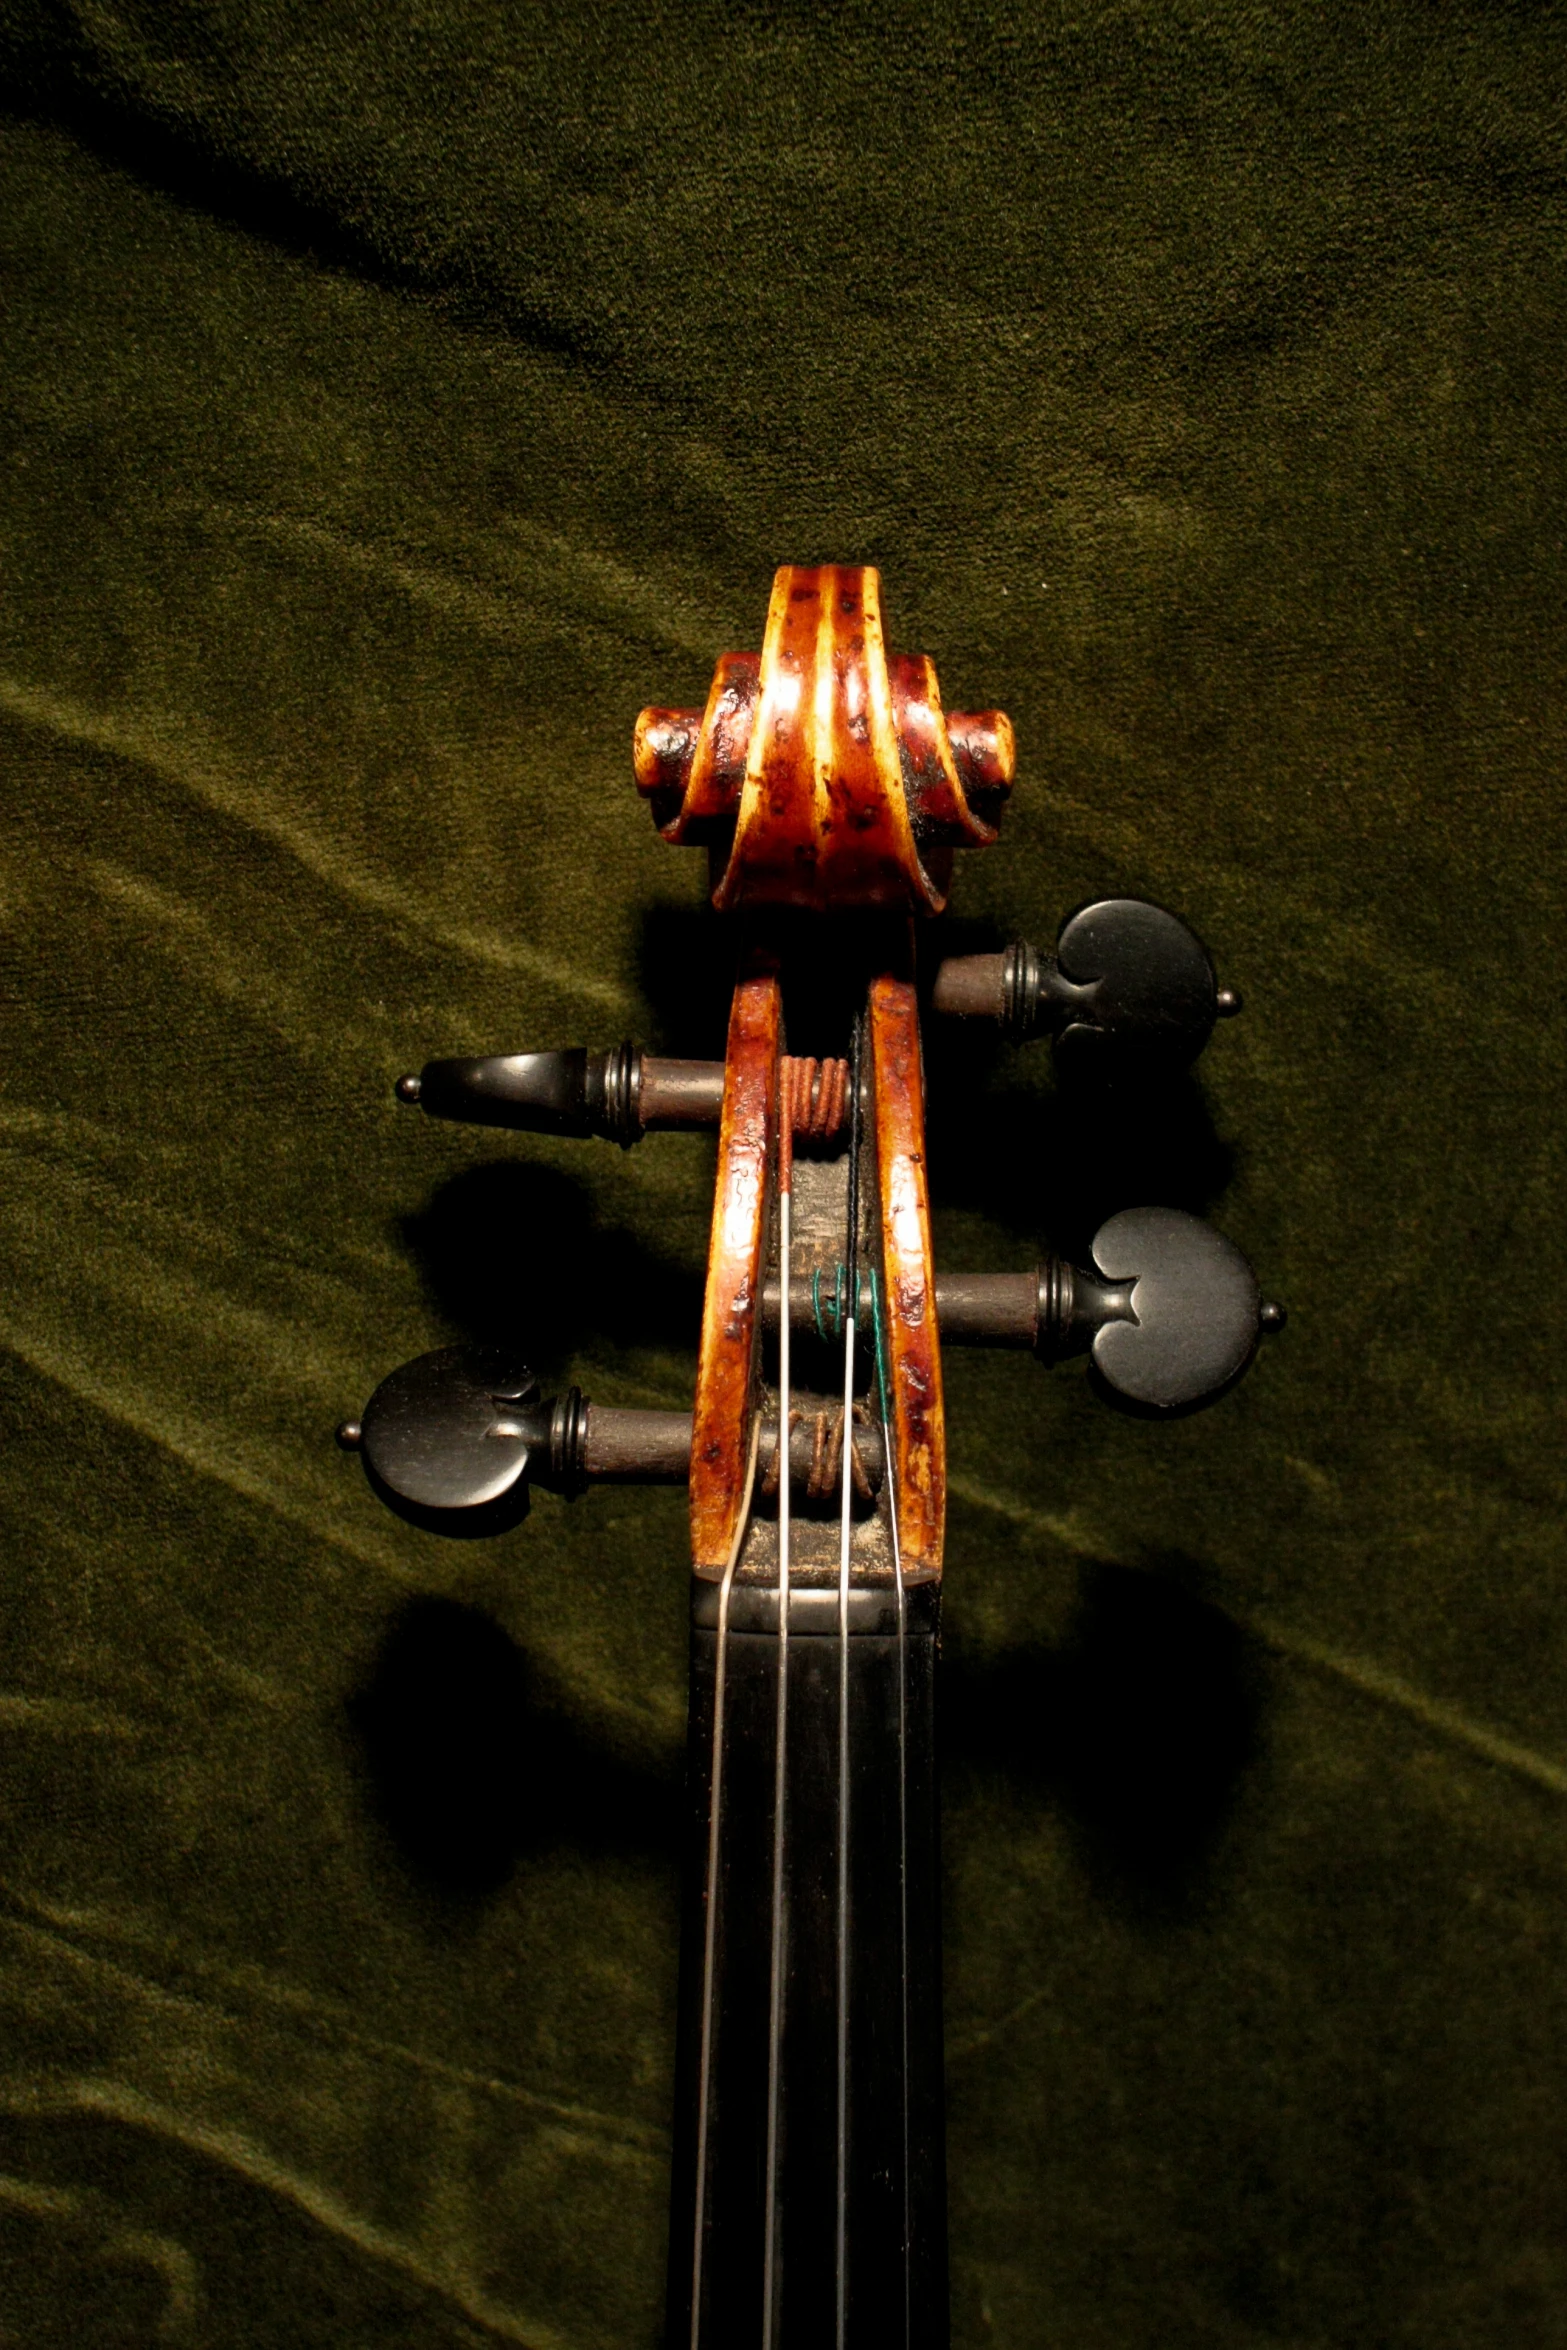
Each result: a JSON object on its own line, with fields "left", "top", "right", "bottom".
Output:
{"left": 404, "top": 1046, "right": 645, "bottom": 1144}
{"left": 1086, "top": 1206, "right": 1264, "bottom": 1409}
{"left": 1048, "top": 900, "right": 1220, "bottom": 1080}
{"left": 359, "top": 1346, "right": 540, "bottom": 1512}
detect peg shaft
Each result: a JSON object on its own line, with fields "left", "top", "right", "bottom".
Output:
{"left": 760, "top": 1268, "right": 1119, "bottom": 1353}
{"left": 576, "top": 1404, "right": 884, "bottom": 1501}
{"left": 759, "top": 1213, "right": 1283, "bottom": 1409}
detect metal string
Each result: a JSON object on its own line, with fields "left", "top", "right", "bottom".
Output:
{"left": 835, "top": 1017, "right": 864, "bottom": 2348}
{"left": 761, "top": 1060, "right": 797, "bottom": 2350}
{"left": 869, "top": 1261, "right": 913, "bottom": 2350}
{"left": 689, "top": 1410, "right": 763, "bottom": 2350}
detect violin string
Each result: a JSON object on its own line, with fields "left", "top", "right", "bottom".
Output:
{"left": 835, "top": 1015, "right": 864, "bottom": 2349}
{"left": 761, "top": 1056, "right": 796, "bottom": 2350}
{"left": 869, "top": 1260, "right": 913, "bottom": 2350}
{"left": 689, "top": 1409, "right": 762, "bottom": 2350}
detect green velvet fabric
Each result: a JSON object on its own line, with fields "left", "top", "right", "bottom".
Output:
{"left": 2, "top": 4, "right": 1565, "bottom": 2341}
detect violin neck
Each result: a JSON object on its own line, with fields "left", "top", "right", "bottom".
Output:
{"left": 667, "top": 1579, "right": 948, "bottom": 2347}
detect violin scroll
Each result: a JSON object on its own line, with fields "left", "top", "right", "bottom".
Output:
{"left": 633, "top": 565, "right": 1012, "bottom": 914}
{"left": 354, "top": 564, "right": 1283, "bottom": 1550}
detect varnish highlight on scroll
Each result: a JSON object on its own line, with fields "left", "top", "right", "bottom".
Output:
{"left": 715, "top": 565, "right": 935, "bottom": 915}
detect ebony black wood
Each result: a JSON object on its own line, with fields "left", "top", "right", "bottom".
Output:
{"left": 667, "top": 1587, "right": 947, "bottom": 2349}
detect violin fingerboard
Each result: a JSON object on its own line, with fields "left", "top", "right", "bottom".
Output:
{"left": 668, "top": 1590, "right": 947, "bottom": 2347}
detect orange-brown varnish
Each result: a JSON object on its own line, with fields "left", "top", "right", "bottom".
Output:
{"left": 634, "top": 649, "right": 761, "bottom": 841}
{"left": 888, "top": 653, "right": 1011, "bottom": 846}
{"left": 633, "top": 567, "right": 1014, "bottom": 914}
{"left": 869, "top": 974, "right": 944, "bottom": 1576}
{"left": 689, "top": 964, "right": 780, "bottom": 1574}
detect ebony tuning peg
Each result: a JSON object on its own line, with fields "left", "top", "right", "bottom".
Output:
{"left": 336, "top": 1349, "right": 886, "bottom": 1523}
{"left": 335, "top": 1347, "right": 667, "bottom": 1518}
{"left": 931, "top": 898, "right": 1241, "bottom": 1078}
{"left": 934, "top": 1206, "right": 1281, "bottom": 1409}
{"left": 1052, "top": 1206, "right": 1274, "bottom": 1409}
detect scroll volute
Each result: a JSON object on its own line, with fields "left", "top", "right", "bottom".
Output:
{"left": 633, "top": 565, "right": 1015, "bottom": 914}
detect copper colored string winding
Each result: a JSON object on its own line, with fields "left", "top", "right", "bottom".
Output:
{"left": 808, "top": 1409, "right": 829, "bottom": 1500}
{"left": 760, "top": 1405, "right": 870, "bottom": 1502}
{"left": 780, "top": 1054, "right": 850, "bottom": 1141}
{"left": 849, "top": 1404, "right": 873, "bottom": 1500}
